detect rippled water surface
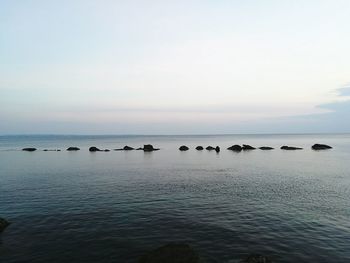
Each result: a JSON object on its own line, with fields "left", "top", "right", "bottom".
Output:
{"left": 1, "top": 134, "right": 350, "bottom": 262}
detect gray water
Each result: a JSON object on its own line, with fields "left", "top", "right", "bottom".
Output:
{"left": 0, "top": 134, "right": 350, "bottom": 262}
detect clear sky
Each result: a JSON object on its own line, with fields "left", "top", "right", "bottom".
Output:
{"left": 1, "top": 0, "right": 350, "bottom": 134}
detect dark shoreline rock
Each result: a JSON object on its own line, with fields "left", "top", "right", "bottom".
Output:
{"left": 215, "top": 146, "right": 220, "bottom": 153}
{"left": 43, "top": 149, "right": 60, "bottom": 151}
{"left": 206, "top": 146, "right": 215, "bottom": 151}
{"left": 139, "top": 243, "right": 199, "bottom": 263}
{"left": 0, "top": 218, "right": 10, "bottom": 233}
{"left": 89, "top": 146, "right": 101, "bottom": 152}
{"left": 179, "top": 145, "right": 189, "bottom": 151}
{"left": 242, "top": 144, "right": 256, "bottom": 150}
{"left": 114, "top": 145, "right": 135, "bottom": 151}
{"left": 143, "top": 144, "right": 160, "bottom": 152}
{"left": 259, "top": 146, "right": 274, "bottom": 150}
{"left": 227, "top": 145, "right": 242, "bottom": 152}
{"left": 312, "top": 144, "right": 332, "bottom": 150}
{"left": 281, "top": 146, "right": 303, "bottom": 150}
{"left": 195, "top": 146, "right": 204, "bottom": 151}
{"left": 22, "top": 148, "right": 37, "bottom": 152}
{"left": 67, "top": 147, "right": 80, "bottom": 151}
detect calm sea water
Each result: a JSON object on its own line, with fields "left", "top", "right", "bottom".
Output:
{"left": 0, "top": 134, "right": 350, "bottom": 262}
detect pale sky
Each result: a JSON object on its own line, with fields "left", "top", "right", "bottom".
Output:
{"left": 1, "top": 0, "right": 350, "bottom": 134}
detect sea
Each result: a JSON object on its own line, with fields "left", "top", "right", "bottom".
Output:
{"left": 0, "top": 134, "right": 349, "bottom": 262}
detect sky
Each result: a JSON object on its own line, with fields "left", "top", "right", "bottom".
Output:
{"left": 0, "top": 0, "right": 350, "bottom": 134}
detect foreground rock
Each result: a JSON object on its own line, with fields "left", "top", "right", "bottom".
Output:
{"left": 0, "top": 218, "right": 10, "bottom": 233}
{"left": 312, "top": 144, "right": 332, "bottom": 150}
{"left": 115, "top": 145, "right": 135, "bottom": 151}
{"left": 139, "top": 243, "right": 199, "bottom": 263}
{"left": 179, "top": 145, "right": 189, "bottom": 151}
{"left": 281, "top": 146, "right": 303, "bottom": 150}
{"left": 259, "top": 146, "right": 274, "bottom": 150}
{"left": 195, "top": 146, "right": 204, "bottom": 150}
{"left": 67, "top": 147, "right": 80, "bottom": 151}
{"left": 215, "top": 146, "right": 220, "bottom": 152}
{"left": 242, "top": 144, "right": 256, "bottom": 150}
{"left": 240, "top": 254, "right": 273, "bottom": 263}
{"left": 22, "top": 148, "right": 36, "bottom": 152}
{"left": 227, "top": 145, "right": 242, "bottom": 152}
{"left": 206, "top": 146, "right": 215, "bottom": 151}
{"left": 143, "top": 144, "right": 160, "bottom": 152}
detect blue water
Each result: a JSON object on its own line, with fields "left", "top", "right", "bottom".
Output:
{"left": 0, "top": 134, "right": 350, "bottom": 262}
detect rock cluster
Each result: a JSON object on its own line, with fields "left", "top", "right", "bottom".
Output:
{"left": 89, "top": 147, "right": 110, "bottom": 152}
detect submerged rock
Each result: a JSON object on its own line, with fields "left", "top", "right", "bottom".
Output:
{"left": 312, "top": 144, "right": 332, "bottom": 150}
{"left": 215, "top": 146, "right": 220, "bottom": 152}
{"left": 179, "top": 145, "right": 189, "bottom": 151}
{"left": 206, "top": 146, "right": 215, "bottom": 151}
{"left": 281, "top": 146, "right": 303, "bottom": 150}
{"left": 43, "top": 149, "right": 60, "bottom": 151}
{"left": 143, "top": 144, "right": 160, "bottom": 152}
{"left": 227, "top": 145, "right": 242, "bottom": 152}
{"left": 67, "top": 147, "right": 80, "bottom": 151}
{"left": 259, "top": 147, "right": 274, "bottom": 150}
{"left": 136, "top": 147, "right": 143, "bottom": 150}
{"left": 139, "top": 243, "right": 199, "bottom": 263}
{"left": 0, "top": 218, "right": 10, "bottom": 233}
{"left": 114, "top": 146, "right": 135, "bottom": 151}
{"left": 240, "top": 254, "right": 273, "bottom": 263}
{"left": 89, "top": 146, "right": 101, "bottom": 152}
{"left": 242, "top": 144, "right": 256, "bottom": 150}
{"left": 195, "top": 146, "right": 204, "bottom": 151}
{"left": 22, "top": 148, "right": 36, "bottom": 152}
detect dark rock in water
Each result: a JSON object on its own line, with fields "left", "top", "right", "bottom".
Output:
{"left": 195, "top": 146, "right": 204, "bottom": 151}
{"left": 22, "top": 148, "right": 36, "bottom": 152}
{"left": 123, "top": 145, "right": 134, "bottom": 150}
{"left": 179, "top": 145, "right": 189, "bottom": 151}
{"left": 67, "top": 147, "right": 80, "bottom": 151}
{"left": 114, "top": 145, "right": 135, "bottom": 151}
{"left": 143, "top": 144, "right": 160, "bottom": 152}
{"left": 242, "top": 144, "right": 256, "bottom": 150}
{"left": 312, "top": 144, "right": 332, "bottom": 150}
{"left": 227, "top": 145, "right": 242, "bottom": 152}
{"left": 43, "top": 149, "right": 60, "bottom": 152}
{"left": 259, "top": 146, "right": 274, "bottom": 150}
{"left": 136, "top": 147, "right": 143, "bottom": 150}
{"left": 240, "top": 254, "right": 272, "bottom": 263}
{"left": 0, "top": 218, "right": 10, "bottom": 233}
{"left": 215, "top": 146, "right": 220, "bottom": 152}
{"left": 206, "top": 146, "right": 215, "bottom": 151}
{"left": 104, "top": 149, "right": 110, "bottom": 152}
{"left": 89, "top": 146, "right": 101, "bottom": 152}
{"left": 281, "top": 146, "right": 303, "bottom": 150}
{"left": 139, "top": 243, "right": 199, "bottom": 263}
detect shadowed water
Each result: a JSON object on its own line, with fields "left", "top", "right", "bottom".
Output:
{"left": 1, "top": 134, "right": 350, "bottom": 262}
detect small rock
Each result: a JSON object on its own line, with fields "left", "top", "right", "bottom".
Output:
{"left": 227, "top": 145, "right": 242, "bottom": 152}
{"left": 240, "top": 254, "right": 273, "bottom": 263}
{"left": 215, "top": 146, "right": 220, "bottom": 152}
{"left": 179, "top": 145, "right": 189, "bottom": 151}
{"left": 123, "top": 146, "right": 134, "bottom": 150}
{"left": 259, "top": 147, "right": 274, "bottom": 150}
{"left": 312, "top": 144, "right": 332, "bottom": 150}
{"left": 206, "top": 146, "right": 215, "bottom": 151}
{"left": 195, "top": 146, "right": 204, "bottom": 151}
{"left": 67, "top": 147, "right": 80, "bottom": 151}
{"left": 0, "top": 218, "right": 10, "bottom": 233}
{"left": 143, "top": 144, "right": 160, "bottom": 152}
{"left": 89, "top": 146, "right": 101, "bottom": 152}
{"left": 242, "top": 144, "right": 256, "bottom": 150}
{"left": 22, "top": 148, "right": 36, "bottom": 152}
{"left": 138, "top": 243, "right": 199, "bottom": 263}
{"left": 136, "top": 147, "right": 143, "bottom": 150}
{"left": 104, "top": 149, "right": 110, "bottom": 152}
{"left": 281, "top": 146, "right": 303, "bottom": 150}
